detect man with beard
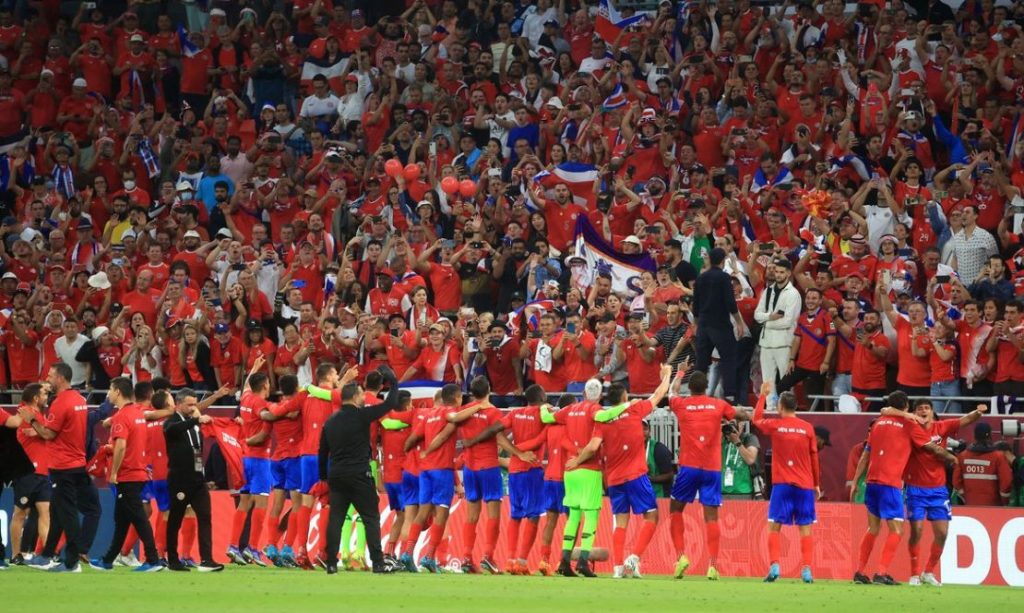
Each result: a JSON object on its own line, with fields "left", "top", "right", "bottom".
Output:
{"left": 840, "top": 310, "right": 891, "bottom": 411}
{"left": 365, "top": 269, "right": 411, "bottom": 318}
{"left": 530, "top": 182, "right": 587, "bottom": 253}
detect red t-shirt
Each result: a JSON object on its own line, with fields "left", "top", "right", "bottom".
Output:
{"left": 121, "top": 288, "right": 161, "bottom": 328}
{"left": 529, "top": 333, "right": 568, "bottom": 393}
{"left": 381, "top": 408, "right": 415, "bottom": 483}
{"left": 993, "top": 331, "right": 1024, "bottom": 383}
{"left": 550, "top": 400, "right": 602, "bottom": 471}
{"left": 409, "top": 343, "right": 461, "bottom": 382}
{"left": 852, "top": 329, "right": 891, "bottom": 390}
{"left": 239, "top": 391, "right": 271, "bottom": 459}
{"left": 668, "top": 395, "right": 736, "bottom": 471}
{"left": 455, "top": 402, "right": 502, "bottom": 471}
{"left": 482, "top": 338, "right": 521, "bottom": 395}
{"left": 544, "top": 202, "right": 586, "bottom": 252}
{"left": 621, "top": 337, "right": 663, "bottom": 394}
{"left": 426, "top": 262, "right": 462, "bottom": 312}
{"left": 794, "top": 309, "right": 834, "bottom": 372}
{"left": 563, "top": 331, "right": 598, "bottom": 384}
{"left": 109, "top": 403, "right": 149, "bottom": 482}
{"left": 894, "top": 317, "right": 932, "bottom": 388}
{"left": 270, "top": 393, "right": 306, "bottom": 461}
{"left": 415, "top": 405, "right": 458, "bottom": 471}
{"left": 865, "top": 415, "right": 933, "bottom": 488}
{"left": 5, "top": 330, "right": 40, "bottom": 383}
{"left": 146, "top": 418, "right": 168, "bottom": 480}
{"left": 904, "top": 418, "right": 959, "bottom": 488}
{"left": 271, "top": 393, "right": 335, "bottom": 456}
{"left": 15, "top": 405, "right": 47, "bottom": 475}
{"left": 378, "top": 331, "right": 417, "bottom": 383}
{"left": 44, "top": 388, "right": 89, "bottom": 470}
{"left": 595, "top": 399, "right": 653, "bottom": 487}
{"left": 210, "top": 336, "right": 244, "bottom": 387}
{"left": 929, "top": 338, "right": 958, "bottom": 384}
{"left": 753, "top": 399, "right": 819, "bottom": 490}
{"left": 501, "top": 405, "right": 545, "bottom": 474}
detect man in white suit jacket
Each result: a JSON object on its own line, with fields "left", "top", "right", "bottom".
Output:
{"left": 753, "top": 259, "right": 802, "bottom": 388}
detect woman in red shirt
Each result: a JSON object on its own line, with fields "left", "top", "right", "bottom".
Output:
{"left": 179, "top": 324, "right": 216, "bottom": 391}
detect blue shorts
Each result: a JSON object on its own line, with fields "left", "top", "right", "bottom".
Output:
{"left": 401, "top": 471, "right": 420, "bottom": 508}
{"left": 543, "top": 480, "right": 567, "bottom": 514}
{"left": 767, "top": 483, "right": 817, "bottom": 526}
{"left": 905, "top": 485, "right": 952, "bottom": 522}
{"left": 384, "top": 482, "right": 405, "bottom": 511}
{"left": 271, "top": 457, "right": 302, "bottom": 491}
{"left": 418, "top": 469, "right": 455, "bottom": 507}
{"left": 242, "top": 457, "right": 272, "bottom": 495}
{"left": 463, "top": 466, "right": 503, "bottom": 503}
{"left": 608, "top": 475, "right": 658, "bottom": 515}
{"left": 508, "top": 468, "right": 545, "bottom": 519}
{"left": 864, "top": 483, "right": 905, "bottom": 521}
{"left": 297, "top": 454, "right": 320, "bottom": 494}
{"left": 671, "top": 466, "right": 722, "bottom": 507}
{"left": 143, "top": 479, "right": 170, "bottom": 512}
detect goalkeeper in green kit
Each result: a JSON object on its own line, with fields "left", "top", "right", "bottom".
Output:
{"left": 540, "top": 379, "right": 630, "bottom": 577}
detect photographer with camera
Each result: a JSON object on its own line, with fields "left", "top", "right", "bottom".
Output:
{"left": 954, "top": 422, "right": 1014, "bottom": 507}
{"left": 720, "top": 419, "right": 762, "bottom": 500}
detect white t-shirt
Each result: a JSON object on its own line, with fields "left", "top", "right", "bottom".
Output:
{"left": 579, "top": 56, "right": 611, "bottom": 75}
{"left": 337, "top": 93, "right": 365, "bottom": 124}
{"left": 54, "top": 334, "right": 89, "bottom": 386}
{"left": 300, "top": 93, "right": 341, "bottom": 119}
{"left": 488, "top": 110, "right": 516, "bottom": 157}
{"left": 522, "top": 7, "right": 558, "bottom": 48}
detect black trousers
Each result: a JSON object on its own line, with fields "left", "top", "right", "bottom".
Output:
{"left": 324, "top": 471, "right": 383, "bottom": 569}
{"left": 103, "top": 481, "right": 159, "bottom": 565}
{"left": 695, "top": 324, "right": 738, "bottom": 400}
{"left": 47, "top": 468, "right": 101, "bottom": 568}
{"left": 166, "top": 476, "right": 213, "bottom": 564}
{"left": 734, "top": 337, "right": 756, "bottom": 405}
{"left": 779, "top": 367, "right": 827, "bottom": 398}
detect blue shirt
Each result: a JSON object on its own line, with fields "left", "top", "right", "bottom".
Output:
{"left": 197, "top": 173, "right": 236, "bottom": 213}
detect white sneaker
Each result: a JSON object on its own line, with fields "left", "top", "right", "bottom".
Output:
{"left": 445, "top": 559, "right": 464, "bottom": 574}
{"left": 612, "top": 565, "right": 625, "bottom": 578}
{"left": 908, "top": 575, "right": 921, "bottom": 586}
{"left": 921, "top": 572, "right": 942, "bottom": 586}
{"left": 120, "top": 552, "right": 142, "bottom": 568}
{"left": 624, "top": 554, "right": 642, "bottom": 578}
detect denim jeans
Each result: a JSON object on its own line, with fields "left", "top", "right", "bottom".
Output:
{"left": 832, "top": 373, "right": 852, "bottom": 397}
{"left": 930, "top": 380, "right": 961, "bottom": 414}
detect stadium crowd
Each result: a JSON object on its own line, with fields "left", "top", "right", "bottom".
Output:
{"left": 0, "top": 0, "right": 1023, "bottom": 585}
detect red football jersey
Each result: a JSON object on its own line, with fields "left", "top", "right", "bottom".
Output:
{"left": 270, "top": 393, "right": 307, "bottom": 461}
{"left": 865, "top": 416, "right": 934, "bottom": 488}
{"left": 752, "top": 396, "right": 819, "bottom": 490}
{"left": 239, "top": 392, "right": 272, "bottom": 459}
{"left": 595, "top": 399, "right": 653, "bottom": 487}
{"left": 904, "top": 418, "right": 959, "bottom": 488}
{"left": 380, "top": 408, "right": 415, "bottom": 483}
{"left": 270, "top": 392, "right": 338, "bottom": 456}
{"left": 455, "top": 402, "right": 503, "bottom": 471}
{"left": 14, "top": 406, "right": 47, "bottom": 475}
{"left": 146, "top": 418, "right": 168, "bottom": 479}
{"left": 109, "top": 403, "right": 149, "bottom": 482}
{"left": 416, "top": 405, "right": 458, "bottom": 471}
{"left": 501, "top": 405, "right": 545, "bottom": 474}
{"left": 44, "top": 388, "right": 89, "bottom": 470}
{"left": 543, "top": 423, "right": 567, "bottom": 481}
{"left": 894, "top": 317, "right": 932, "bottom": 388}
{"left": 669, "top": 395, "right": 737, "bottom": 471}
{"left": 551, "top": 401, "right": 602, "bottom": 471}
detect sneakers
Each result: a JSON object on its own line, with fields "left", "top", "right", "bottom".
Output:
{"left": 167, "top": 560, "right": 191, "bottom": 572}
{"left": 537, "top": 559, "right": 553, "bottom": 577}
{"left": 575, "top": 559, "right": 597, "bottom": 578}
{"left": 294, "top": 551, "right": 314, "bottom": 570}
{"left": 326, "top": 563, "right": 338, "bottom": 575}
{"left": 245, "top": 548, "right": 268, "bottom": 567}
{"left": 480, "top": 556, "right": 502, "bottom": 575}
{"left": 226, "top": 546, "right": 247, "bottom": 565}
{"left": 801, "top": 566, "right": 813, "bottom": 584}
{"left": 181, "top": 557, "right": 198, "bottom": 569}
{"left": 197, "top": 561, "right": 225, "bottom": 572}
{"left": 444, "top": 558, "right": 464, "bottom": 574}
{"left": 135, "top": 561, "right": 167, "bottom": 573}
{"left": 346, "top": 553, "right": 365, "bottom": 571}
{"left": 872, "top": 573, "right": 899, "bottom": 585}
{"left": 706, "top": 565, "right": 720, "bottom": 581}
{"left": 279, "top": 545, "right": 296, "bottom": 567}
{"left": 508, "top": 560, "right": 529, "bottom": 575}
{"left": 674, "top": 554, "right": 690, "bottom": 579}
{"left": 28, "top": 556, "right": 59, "bottom": 571}
{"left": 399, "top": 552, "right": 417, "bottom": 573}
{"left": 612, "top": 565, "right": 625, "bottom": 578}
{"left": 11, "top": 554, "right": 26, "bottom": 566}
{"left": 116, "top": 552, "right": 143, "bottom": 568}
{"left": 460, "top": 558, "right": 479, "bottom": 574}
{"left": 909, "top": 575, "right": 922, "bottom": 586}
{"left": 0, "top": 559, "right": 7, "bottom": 570}
{"left": 853, "top": 571, "right": 872, "bottom": 584}
{"left": 764, "top": 562, "right": 780, "bottom": 583}
{"left": 418, "top": 556, "right": 439, "bottom": 574}
{"left": 921, "top": 572, "right": 942, "bottom": 586}
{"left": 48, "top": 563, "right": 82, "bottom": 573}
{"left": 263, "top": 545, "right": 279, "bottom": 566}
{"left": 89, "top": 558, "right": 113, "bottom": 571}
{"left": 373, "top": 563, "right": 399, "bottom": 574}
{"left": 624, "top": 554, "right": 642, "bottom": 578}
{"left": 555, "top": 559, "right": 577, "bottom": 577}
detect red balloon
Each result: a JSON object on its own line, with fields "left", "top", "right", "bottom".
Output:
{"left": 441, "top": 176, "right": 459, "bottom": 194}
{"left": 403, "top": 164, "right": 421, "bottom": 181}
{"left": 459, "top": 179, "right": 476, "bottom": 198}
{"left": 384, "top": 158, "right": 403, "bottom": 178}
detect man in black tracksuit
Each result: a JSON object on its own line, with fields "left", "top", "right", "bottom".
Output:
{"left": 316, "top": 366, "right": 400, "bottom": 574}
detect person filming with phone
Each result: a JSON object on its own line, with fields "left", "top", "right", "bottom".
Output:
{"left": 754, "top": 258, "right": 802, "bottom": 391}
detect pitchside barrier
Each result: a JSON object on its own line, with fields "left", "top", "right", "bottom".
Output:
{"left": 1, "top": 490, "right": 1021, "bottom": 586}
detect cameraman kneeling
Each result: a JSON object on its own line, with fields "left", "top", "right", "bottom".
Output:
{"left": 721, "top": 420, "right": 762, "bottom": 500}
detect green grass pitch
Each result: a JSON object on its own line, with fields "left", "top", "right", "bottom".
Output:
{"left": 1, "top": 567, "right": 1018, "bottom": 611}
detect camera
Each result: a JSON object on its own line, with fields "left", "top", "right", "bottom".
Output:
{"left": 722, "top": 420, "right": 738, "bottom": 436}
{"left": 817, "top": 251, "right": 832, "bottom": 266}
{"left": 946, "top": 438, "right": 966, "bottom": 453}
{"left": 471, "top": 241, "right": 484, "bottom": 249}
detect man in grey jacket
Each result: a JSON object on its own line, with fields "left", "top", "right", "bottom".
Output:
{"left": 753, "top": 259, "right": 802, "bottom": 389}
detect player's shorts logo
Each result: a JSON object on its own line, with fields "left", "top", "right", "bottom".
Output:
{"left": 176, "top": 492, "right": 186, "bottom": 500}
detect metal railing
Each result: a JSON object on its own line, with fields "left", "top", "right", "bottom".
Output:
{"left": 805, "top": 394, "right": 1017, "bottom": 413}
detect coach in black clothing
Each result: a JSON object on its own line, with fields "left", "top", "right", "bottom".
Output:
{"left": 317, "top": 366, "right": 400, "bottom": 575}
{"left": 692, "top": 248, "right": 748, "bottom": 401}
{"left": 162, "top": 388, "right": 223, "bottom": 572}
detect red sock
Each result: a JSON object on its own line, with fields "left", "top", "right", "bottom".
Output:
{"left": 181, "top": 516, "right": 197, "bottom": 560}
{"left": 706, "top": 520, "right": 721, "bottom": 564}
{"left": 857, "top": 532, "right": 877, "bottom": 573}
{"left": 120, "top": 525, "right": 139, "bottom": 556}
{"left": 230, "top": 509, "right": 247, "bottom": 547}
{"left": 670, "top": 512, "right": 685, "bottom": 556}
{"left": 293, "top": 505, "right": 312, "bottom": 552}
{"left": 767, "top": 531, "right": 781, "bottom": 564}
{"left": 633, "top": 520, "right": 657, "bottom": 557}
{"left": 484, "top": 517, "right": 501, "bottom": 559}
{"left": 612, "top": 526, "right": 627, "bottom": 566}
{"left": 462, "top": 521, "right": 478, "bottom": 561}
{"left": 265, "top": 512, "right": 282, "bottom": 550}
{"left": 424, "top": 524, "right": 444, "bottom": 559}
{"left": 925, "top": 542, "right": 943, "bottom": 573}
{"left": 436, "top": 534, "right": 450, "bottom": 563}
{"left": 506, "top": 519, "right": 521, "bottom": 562}
{"left": 316, "top": 509, "right": 329, "bottom": 556}
{"left": 908, "top": 541, "right": 921, "bottom": 576}
{"left": 800, "top": 535, "right": 813, "bottom": 568}
{"left": 153, "top": 513, "right": 166, "bottom": 557}
{"left": 250, "top": 508, "right": 266, "bottom": 550}
{"left": 879, "top": 532, "right": 901, "bottom": 574}
{"left": 540, "top": 542, "right": 551, "bottom": 562}
{"left": 285, "top": 508, "right": 299, "bottom": 547}
{"left": 404, "top": 522, "right": 424, "bottom": 555}
{"left": 516, "top": 521, "right": 538, "bottom": 561}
